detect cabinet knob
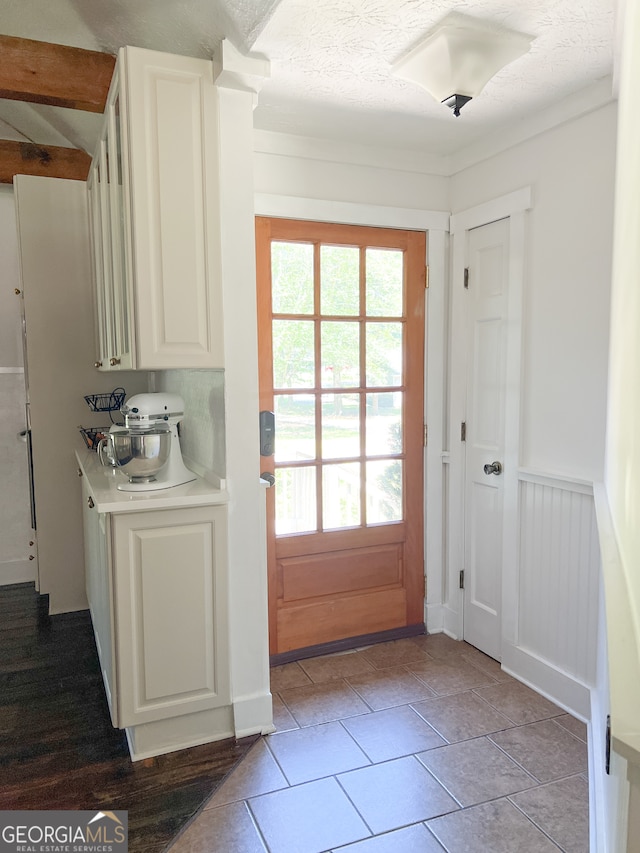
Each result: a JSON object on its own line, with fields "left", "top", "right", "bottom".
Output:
{"left": 29, "top": 541, "right": 34, "bottom": 547}
{"left": 94, "top": 361, "right": 102, "bottom": 368}
{"left": 110, "top": 357, "right": 121, "bottom": 366}
{"left": 77, "top": 468, "right": 83, "bottom": 477}
{"left": 87, "top": 496, "right": 95, "bottom": 509}
{"left": 14, "top": 288, "right": 21, "bottom": 295}
{"left": 29, "top": 555, "right": 35, "bottom": 561}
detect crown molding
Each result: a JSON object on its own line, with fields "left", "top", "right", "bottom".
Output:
{"left": 254, "top": 76, "right": 616, "bottom": 179}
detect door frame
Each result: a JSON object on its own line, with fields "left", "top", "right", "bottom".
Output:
{"left": 255, "top": 195, "right": 449, "bottom": 633}
{"left": 447, "top": 186, "right": 532, "bottom": 653}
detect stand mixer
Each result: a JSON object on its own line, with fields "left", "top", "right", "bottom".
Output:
{"left": 105, "top": 392, "right": 197, "bottom": 492}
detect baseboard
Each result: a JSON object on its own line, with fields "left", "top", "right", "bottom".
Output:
{"left": 442, "top": 605, "right": 462, "bottom": 640}
{"left": 125, "top": 705, "right": 235, "bottom": 761}
{"left": 233, "top": 691, "right": 276, "bottom": 738}
{"left": 425, "top": 602, "right": 444, "bottom": 633}
{"left": 502, "top": 643, "right": 591, "bottom": 719}
{"left": 269, "top": 623, "right": 426, "bottom": 666}
{"left": 0, "top": 559, "right": 36, "bottom": 585}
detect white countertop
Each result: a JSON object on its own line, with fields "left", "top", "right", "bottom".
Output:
{"left": 76, "top": 445, "right": 229, "bottom": 513}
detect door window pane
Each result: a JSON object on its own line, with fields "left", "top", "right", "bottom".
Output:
{"left": 273, "top": 320, "right": 315, "bottom": 389}
{"left": 322, "top": 463, "right": 361, "bottom": 529}
{"left": 321, "top": 321, "right": 360, "bottom": 388}
{"left": 367, "top": 460, "right": 403, "bottom": 524}
{"left": 276, "top": 466, "right": 317, "bottom": 534}
{"left": 322, "top": 394, "right": 360, "bottom": 459}
{"left": 274, "top": 395, "right": 316, "bottom": 463}
{"left": 272, "top": 242, "right": 314, "bottom": 314}
{"left": 366, "top": 323, "right": 402, "bottom": 387}
{"left": 321, "top": 245, "right": 359, "bottom": 315}
{"left": 366, "top": 248, "right": 403, "bottom": 317}
{"left": 366, "top": 393, "right": 402, "bottom": 456}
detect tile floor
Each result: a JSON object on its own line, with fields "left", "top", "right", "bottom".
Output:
{"left": 168, "top": 635, "right": 589, "bottom": 853}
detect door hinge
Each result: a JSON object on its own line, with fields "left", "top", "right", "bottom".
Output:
{"left": 460, "top": 421, "right": 466, "bottom": 442}
{"left": 459, "top": 570, "right": 465, "bottom": 590}
{"left": 464, "top": 267, "right": 469, "bottom": 289}
{"left": 425, "top": 265, "right": 430, "bottom": 289}
{"left": 423, "top": 424, "right": 428, "bottom": 446}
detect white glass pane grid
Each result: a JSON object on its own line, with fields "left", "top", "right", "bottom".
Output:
{"left": 271, "top": 240, "right": 406, "bottom": 532}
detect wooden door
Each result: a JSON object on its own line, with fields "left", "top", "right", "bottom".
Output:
{"left": 256, "top": 217, "right": 426, "bottom": 655}
{"left": 463, "top": 218, "right": 510, "bottom": 660}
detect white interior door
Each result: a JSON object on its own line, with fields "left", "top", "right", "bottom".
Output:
{"left": 463, "top": 218, "right": 510, "bottom": 660}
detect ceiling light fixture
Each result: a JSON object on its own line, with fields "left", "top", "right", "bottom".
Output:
{"left": 392, "top": 13, "right": 533, "bottom": 117}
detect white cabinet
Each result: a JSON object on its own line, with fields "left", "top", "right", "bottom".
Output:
{"left": 111, "top": 505, "right": 229, "bottom": 728}
{"left": 81, "top": 476, "right": 230, "bottom": 754}
{"left": 88, "top": 46, "right": 224, "bottom": 371}
{"left": 82, "top": 476, "right": 117, "bottom": 724}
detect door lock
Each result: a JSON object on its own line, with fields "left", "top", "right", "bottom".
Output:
{"left": 483, "top": 461, "right": 503, "bottom": 476}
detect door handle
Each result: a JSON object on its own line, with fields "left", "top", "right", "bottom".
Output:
{"left": 483, "top": 461, "right": 503, "bottom": 476}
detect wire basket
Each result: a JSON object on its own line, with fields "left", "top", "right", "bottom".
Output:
{"left": 79, "top": 426, "right": 110, "bottom": 452}
{"left": 84, "top": 387, "right": 126, "bottom": 413}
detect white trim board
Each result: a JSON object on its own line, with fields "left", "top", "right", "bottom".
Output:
{"left": 255, "top": 194, "right": 450, "bottom": 232}
{"left": 0, "top": 559, "right": 35, "bottom": 585}
{"left": 518, "top": 468, "right": 594, "bottom": 494}
{"left": 450, "top": 186, "right": 533, "bottom": 234}
{"left": 502, "top": 645, "right": 592, "bottom": 720}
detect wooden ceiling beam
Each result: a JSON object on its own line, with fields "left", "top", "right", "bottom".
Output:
{"left": 0, "top": 35, "right": 115, "bottom": 113}
{"left": 0, "top": 140, "right": 90, "bottom": 183}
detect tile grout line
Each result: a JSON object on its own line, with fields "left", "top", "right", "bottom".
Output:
{"left": 506, "top": 794, "right": 568, "bottom": 851}
{"left": 244, "top": 797, "right": 275, "bottom": 853}
{"left": 332, "top": 771, "right": 377, "bottom": 839}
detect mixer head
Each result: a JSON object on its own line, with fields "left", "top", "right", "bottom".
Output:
{"left": 121, "top": 392, "right": 185, "bottom": 428}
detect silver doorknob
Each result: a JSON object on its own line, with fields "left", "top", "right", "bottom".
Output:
{"left": 483, "top": 461, "right": 503, "bottom": 475}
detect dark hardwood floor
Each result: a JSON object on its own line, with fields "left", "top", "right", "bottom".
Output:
{"left": 0, "top": 583, "right": 257, "bottom": 853}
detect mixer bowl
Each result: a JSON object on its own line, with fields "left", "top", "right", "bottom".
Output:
{"left": 109, "top": 426, "right": 171, "bottom": 483}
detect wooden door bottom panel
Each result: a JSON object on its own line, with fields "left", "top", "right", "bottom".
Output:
{"left": 276, "top": 588, "right": 407, "bottom": 653}
{"left": 279, "top": 544, "right": 402, "bottom": 602}
{"left": 275, "top": 523, "right": 406, "bottom": 559}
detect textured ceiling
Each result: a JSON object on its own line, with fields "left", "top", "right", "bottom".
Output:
{"left": 0, "top": 0, "right": 616, "bottom": 157}
{"left": 251, "top": 0, "right": 615, "bottom": 153}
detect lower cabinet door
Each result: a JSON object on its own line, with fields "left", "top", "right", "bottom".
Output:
{"left": 111, "top": 505, "right": 229, "bottom": 728}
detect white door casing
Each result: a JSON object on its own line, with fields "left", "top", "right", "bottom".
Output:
{"left": 463, "top": 219, "right": 510, "bottom": 660}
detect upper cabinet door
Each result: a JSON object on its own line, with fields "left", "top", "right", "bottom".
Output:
{"left": 122, "top": 47, "right": 224, "bottom": 370}
{"left": 88, "top": 47, "right": 224, "bottom": 371}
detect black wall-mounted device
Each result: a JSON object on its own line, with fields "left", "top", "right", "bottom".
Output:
{"left": 259, "top": 410, "right": 275, "bottom": 456}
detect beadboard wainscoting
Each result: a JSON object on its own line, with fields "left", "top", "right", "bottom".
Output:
{"left": 502, "top": 470, "right": 600, "bottom": 720}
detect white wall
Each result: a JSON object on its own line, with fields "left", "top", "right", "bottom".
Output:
{"left": 444, "top": 104, "right": 617, "bottom": 719}
{"left": 254, "top": 129, "right": 450, "bottom": 211}
{"left": 0, "top": 186, "right": 33, "bottom": 585}
{"left": 596, "top": 1, "right": 640, "bottom": 847}
{"left": 451, "top": 103, "right": 617, "bottom": 483}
